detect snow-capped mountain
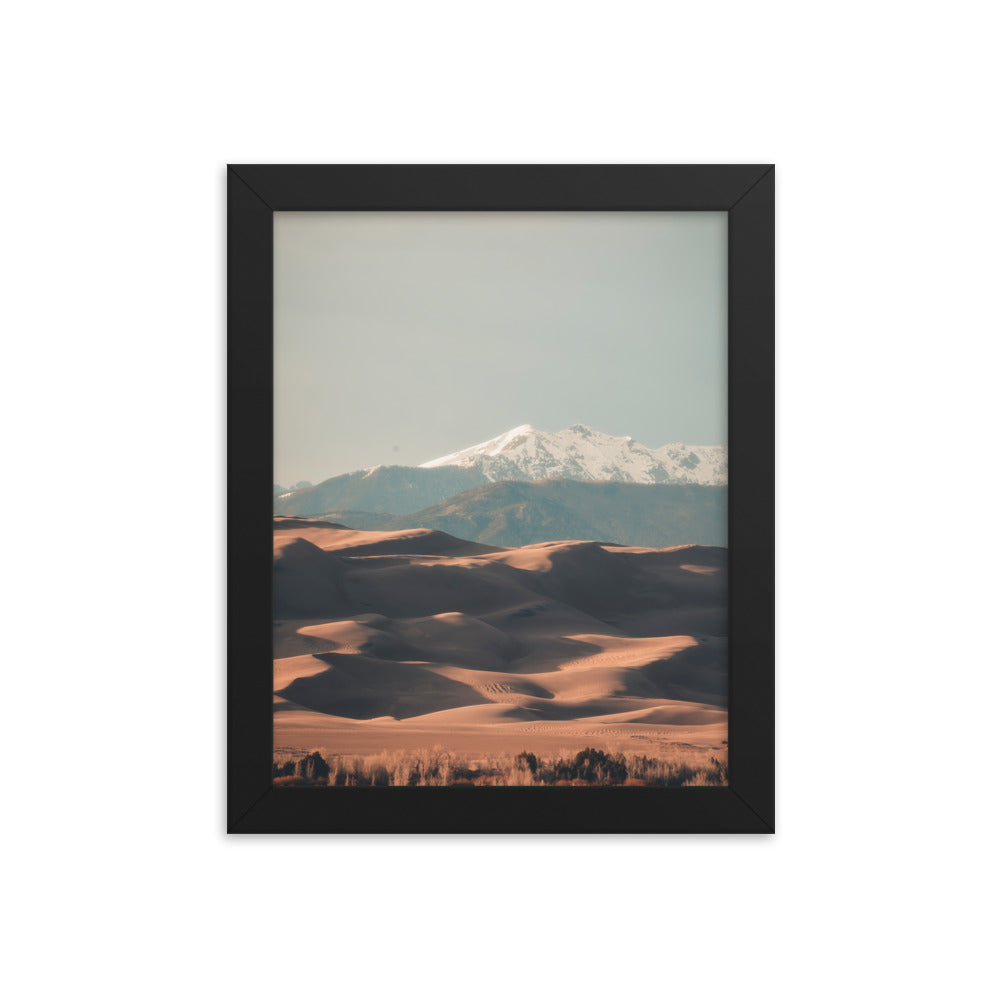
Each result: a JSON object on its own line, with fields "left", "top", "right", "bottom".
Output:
{"left": 419, "top": 424, "right": 727, "bottom": 486}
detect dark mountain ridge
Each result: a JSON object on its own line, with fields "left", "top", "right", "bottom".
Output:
{"left": 312, "top": 478, "right": 726, "bottom": 548}
{"left": 273, "top": 465, "right": 489, "bottom": 516}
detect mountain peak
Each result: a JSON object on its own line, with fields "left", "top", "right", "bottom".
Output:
{"left": 419, "top": 424, "right": 726, "bottom": 486}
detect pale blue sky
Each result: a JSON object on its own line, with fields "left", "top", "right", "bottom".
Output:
{"left": 274, "top": 211, "right": 727, "bottom": 484}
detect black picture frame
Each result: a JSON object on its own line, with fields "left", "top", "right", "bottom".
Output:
{"left": 228, "top": 165, "right": 774, "bottom": 834}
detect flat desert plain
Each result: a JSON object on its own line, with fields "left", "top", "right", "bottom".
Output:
{"left": 273, "top": 516, "right": 728, "bottom": 785}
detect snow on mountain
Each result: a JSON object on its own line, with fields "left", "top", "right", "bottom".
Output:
{"left": 419, "top": 424, "right": 727, "bottom": 486}
{"left": 274, "top": 480, "right": 313, "bottom": 498}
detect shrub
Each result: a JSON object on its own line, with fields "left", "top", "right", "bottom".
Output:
{"left": 274, "top": 746, "right": 728, "bottom": 788}
{"left": 296, "top": 751, "right": 331, "bottom": 783}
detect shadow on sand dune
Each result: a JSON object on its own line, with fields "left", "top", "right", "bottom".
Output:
{"left": 272, "top": 517, "right": 729, "bottom": 764}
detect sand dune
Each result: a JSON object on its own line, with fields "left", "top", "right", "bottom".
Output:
{"left": 274, "top": 516, "right": 500, "bottom": 556}
{"left": 272, "top": 517, "right": 728, "bottom": 769}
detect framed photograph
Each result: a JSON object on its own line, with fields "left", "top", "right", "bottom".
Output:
{"left": 228, "top": 165, "right": 774, "bottom": 833}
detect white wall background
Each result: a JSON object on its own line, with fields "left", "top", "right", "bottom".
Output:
{"left": 4, "top": 3, "right": 996, "bottom": 998}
